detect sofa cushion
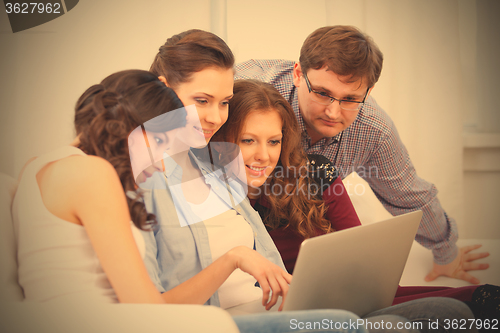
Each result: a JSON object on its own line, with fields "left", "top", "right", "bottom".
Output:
{"left": 343, "top": 172, "right": 393, "bottom": 225}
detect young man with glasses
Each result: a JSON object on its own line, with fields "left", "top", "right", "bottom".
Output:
{"left": 235, "top": 25, "right": 489, "bottom": 284}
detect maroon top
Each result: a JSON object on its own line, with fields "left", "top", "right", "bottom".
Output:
{"left": 258, "top": 177, "right": 361, "bottom": 273}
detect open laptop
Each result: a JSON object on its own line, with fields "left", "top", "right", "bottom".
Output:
{"left": 226, "top": 210, "right": 422, "bottom": 317}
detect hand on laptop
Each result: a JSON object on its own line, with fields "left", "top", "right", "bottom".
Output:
{"left": 425, "top": 244, "right": 490, "bottom": 284}
{"left": 230, "top": 246, "right": 292, "bottom": 310}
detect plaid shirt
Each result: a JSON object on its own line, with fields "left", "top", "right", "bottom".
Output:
{"left": 235, "top": 59, "right": 458, "bottom": 264}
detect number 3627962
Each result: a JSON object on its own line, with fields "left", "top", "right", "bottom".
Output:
{"left": 5, "top": 3, "right": 62, "bottom": 14}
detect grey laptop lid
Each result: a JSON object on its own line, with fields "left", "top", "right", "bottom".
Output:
{"left": 282, "top": 210, "right": 422, "bottom": 316}
{"left": 225, "top": 210, "right": 422, "bottom": 316}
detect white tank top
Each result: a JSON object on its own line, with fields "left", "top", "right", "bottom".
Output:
{"left": 12, "top": 146, "right": 145, "bottom": 303}
{"left": 188, "top": 188, "right": 262, "bottom": 309}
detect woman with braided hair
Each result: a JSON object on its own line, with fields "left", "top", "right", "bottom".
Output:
{"left": 14, "top": 70, "right": 188, "bottom": 304}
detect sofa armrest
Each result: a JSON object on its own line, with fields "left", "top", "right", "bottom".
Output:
{"left": 0, "top": 173, "right": 23, "bottom": 302}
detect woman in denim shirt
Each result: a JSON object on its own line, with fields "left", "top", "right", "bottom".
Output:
{"left": 139, "top": 29, "right": 379, "bottom": 333}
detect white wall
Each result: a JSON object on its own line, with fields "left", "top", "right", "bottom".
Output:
{"left": 0, "top": 0, "right": 212, "bottom": 176}
{"left": 0, "top": 0, "right": 498, "bottom": 238}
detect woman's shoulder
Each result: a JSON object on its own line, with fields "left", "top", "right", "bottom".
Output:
{"left": 39, "top": 153, "right": 120, "bottom": 199}
{"left": 23, "top": 150, "right": 123, "bottom": 226}
{"left": 52, "top": 154, "right": 115, "bottom": 177}
{"left": 56, "top": 153, "right": 113, "bottom": 170}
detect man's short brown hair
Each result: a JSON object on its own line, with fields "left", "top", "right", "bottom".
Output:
{"left": 299, "top": 25, "right": 383, "bottom": 88}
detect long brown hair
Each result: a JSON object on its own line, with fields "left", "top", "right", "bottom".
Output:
{"left": 74, "top": 70, "right": 185, "bottom": 229}
{"left": 213, "top": 79, "right": 332, "bottom": 239}
{"left": 150, "top": 29, "right": 234, "bottom": 88}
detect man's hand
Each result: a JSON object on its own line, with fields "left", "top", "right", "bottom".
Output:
{"left": 425, "top": 244, "right": 490, "bottom": 284}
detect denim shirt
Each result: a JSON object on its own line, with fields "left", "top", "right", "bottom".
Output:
{"left": 140, "top": 149, "right": 286, "bottom": 307}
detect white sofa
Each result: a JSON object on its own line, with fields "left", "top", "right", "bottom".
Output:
{"left": 0, "top": 173, "right": 240, "bottom": 333}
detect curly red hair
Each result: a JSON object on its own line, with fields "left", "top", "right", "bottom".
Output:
{"left": 213, "top": 79, "right": 332, "bottom": 238}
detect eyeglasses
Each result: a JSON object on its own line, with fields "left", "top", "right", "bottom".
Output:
{"left": 303, "top": 72, "right": 369, "bottom": 111}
